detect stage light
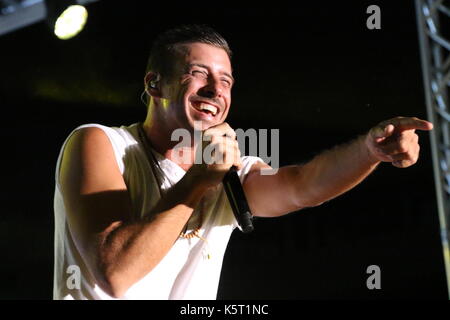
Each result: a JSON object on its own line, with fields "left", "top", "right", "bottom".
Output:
{"left": 0, "top": 0, "right": 96, "bottom": 39}
{"left": 45, "top": 0, "right": 89, "bottom": 40}
{"left": 53, "top": 4, "right": 87, "bottom": 40}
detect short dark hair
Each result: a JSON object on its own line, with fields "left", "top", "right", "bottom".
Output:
{"left": 145, "top": 24, "right": 232, "bottom": 81}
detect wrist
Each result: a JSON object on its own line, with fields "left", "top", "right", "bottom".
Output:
{"left": 361, "top": 134, "right": 381, "bottom": 166}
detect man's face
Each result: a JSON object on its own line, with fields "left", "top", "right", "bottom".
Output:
{"left": 160, "top": 42, "right": 234, "bottom": 132}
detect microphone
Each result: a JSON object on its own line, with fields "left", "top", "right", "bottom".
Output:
{"left": 223, "top": 166, "right": 254, "bottom": 233}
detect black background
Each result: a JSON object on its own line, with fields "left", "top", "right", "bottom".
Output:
{"left": 0, "top": 0, "right": 447, "bottom": 299}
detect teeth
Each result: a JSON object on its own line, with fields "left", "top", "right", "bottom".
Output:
{"left": 197, "top": 103, "right": 218, "bottom": 116}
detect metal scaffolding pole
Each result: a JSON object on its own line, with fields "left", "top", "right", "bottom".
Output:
{"left": 416, "top": 0, "right": 450, "bottom": 298}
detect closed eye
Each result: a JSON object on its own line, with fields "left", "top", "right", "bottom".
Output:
{"left": 221, "top": 78, "right": 232, "bottom": 88}
{"left": 191, "top": 70, "right": 208, "bottom": 78}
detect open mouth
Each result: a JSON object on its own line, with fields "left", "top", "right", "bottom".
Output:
{"left": 191, "top": 101, "right": 219, "bottom": 116}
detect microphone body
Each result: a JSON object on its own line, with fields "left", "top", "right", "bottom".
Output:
{"left": 222, "top": 166, "right": 254, "bottom": 233}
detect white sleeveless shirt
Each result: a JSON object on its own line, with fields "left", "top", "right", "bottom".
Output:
{"left": 53, "top": 123, "right": 263, "bottom": 300}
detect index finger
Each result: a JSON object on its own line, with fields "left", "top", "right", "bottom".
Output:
{"left": 389, "top": 117, "right": 433, "bottom": 132}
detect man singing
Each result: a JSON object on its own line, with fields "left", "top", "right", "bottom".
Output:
{"left": 53, "top": 24, "right": 433, "bottom": 299}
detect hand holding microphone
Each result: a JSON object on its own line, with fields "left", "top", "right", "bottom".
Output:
{"left": 198, "top": 123, "right": 254, "bottom": 233}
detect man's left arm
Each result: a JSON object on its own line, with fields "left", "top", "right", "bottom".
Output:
{"left": 243, "top": 116, "right": 433, "bottom": 217}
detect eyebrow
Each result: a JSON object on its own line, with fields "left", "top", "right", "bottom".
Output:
{"left": 188, "top": 63, "right": 235, "bottom": 83}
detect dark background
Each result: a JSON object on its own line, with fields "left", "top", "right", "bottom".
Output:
{"left": 0, "top": 0, "right": 447, "bottom": 299}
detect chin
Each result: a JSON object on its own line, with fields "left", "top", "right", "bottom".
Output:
{"left": 187, "top": 115, "right": 221, "bottom": 131}
{"left": 191, "top": 120, "right": 215, "bottom": 131}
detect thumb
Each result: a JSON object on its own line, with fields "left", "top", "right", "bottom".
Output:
{"left": 373, "top": 124, "right": 395, "bottom": 142}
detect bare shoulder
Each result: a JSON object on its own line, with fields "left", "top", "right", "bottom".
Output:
{"left": 62, "top": 126, "right": 110, "bottom": 160}
{"left": 60, "top": 126, "right": 127, "bottom": 197}
{"left": 62, "top": 126, "right": 112, "bottom": 164}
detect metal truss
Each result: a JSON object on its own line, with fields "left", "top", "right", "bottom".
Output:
{"left": 416, "top": 0, "right": 450, "bottom": 298}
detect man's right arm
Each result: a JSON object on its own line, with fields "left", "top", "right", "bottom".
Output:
{"left": 59, "top": 127, "right": 208, "bottom": 298}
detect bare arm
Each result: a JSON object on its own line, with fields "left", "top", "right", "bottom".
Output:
{"left": 60, "top": 127, "right": 209, "bottom": 298}
{"left": 244, "top": 117, "right": 433, "bottom": 217}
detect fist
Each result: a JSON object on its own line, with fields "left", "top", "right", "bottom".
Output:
{"left": 365, "top": 116, "right": 433, "bottom": 168}
{"left": 191, "top": 122, "right": 242, "bottom": 188}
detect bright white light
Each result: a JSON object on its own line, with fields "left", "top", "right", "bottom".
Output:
{"left": 54, "top": 5, "right": 88, "bottom": 40}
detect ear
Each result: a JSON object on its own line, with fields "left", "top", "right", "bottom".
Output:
{"left": 144, "top": 71, "right": 162, "bottom": 98}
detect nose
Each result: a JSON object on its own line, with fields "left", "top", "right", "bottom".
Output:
{"left": 199, "top": 77, "right": 223, "bottom": 99}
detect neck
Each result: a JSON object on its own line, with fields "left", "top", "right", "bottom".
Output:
{"left": 142, "top": 110, "right": 197, "bottom": 171}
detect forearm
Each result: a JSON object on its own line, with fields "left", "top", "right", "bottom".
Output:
{"left": 95, "top": 169, "right": 208, "bottom": 297}
{"left": 292, "top": 134, "right": 380, "bottom": 207}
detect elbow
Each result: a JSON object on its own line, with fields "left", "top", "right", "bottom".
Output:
{"left": 292, "top": 190, "right": 325, "bottom": 210}
{"left": 306, "top": 200, "right": 325, "bottom": 208}
{"left": 108, "top": 285, "right": 127, "bottom": 299}
{"left": 102, "top": 273, "right": 129, "bottom": 299}
{"left": 96, "top": 265, "right": 130, "bottom": 299}
{"left": 300, "top": 195, "right": 327, "bottom": 209}
{"left": 302, "top": 195, "right": 325, "bottom": 208}
{"left": 293, "top": 199, "right": 324, "bottom": 211}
